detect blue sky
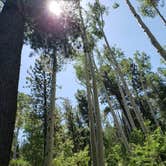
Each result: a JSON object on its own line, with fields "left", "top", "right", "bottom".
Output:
{"left": 18, "top": 0, "right": 166, "bottom": 106}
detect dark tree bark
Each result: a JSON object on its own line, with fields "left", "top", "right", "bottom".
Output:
{"left": 0, "top": 2, "right": 24, "bottom": 166}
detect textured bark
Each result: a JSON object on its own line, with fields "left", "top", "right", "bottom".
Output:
{"left": 43, "top": 54, "right": 56, "bottom": 166}
{"left": 125, "top": 0, "right": 166, "bottom": 61}
{"left": 78, "top": 3, "right": 98, "bottom": 165}
{"left": 0, "top": 2, "right": 24, "bottom": 166}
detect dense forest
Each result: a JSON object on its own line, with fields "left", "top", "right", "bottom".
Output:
{"left": 0, "top": 0, "right": 166, "bottom": 166}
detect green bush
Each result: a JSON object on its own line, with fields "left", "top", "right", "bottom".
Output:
{"left": 9, "top": 159, "right": 31, "bottom": 166}
{"left": 129, "top": 128, "right": 166, "bottom": 166}
{"left": 105, "top": 128, "right": 166, "bottom": 165}
{"left": 129, "top": 129, "right": 144, "bottom": 145}
{"left": 52, "top": 147, "right": 90, "bottom": 166}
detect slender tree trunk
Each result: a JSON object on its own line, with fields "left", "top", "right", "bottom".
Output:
{"left": 94, "top": 49, "right": 136, "bottom": 131}
{"left": 148, "top": 80, "right": 162, "bottom": 120}
{"left": 92, "top": 56, "right": 130, "bottom": 148}
{"left": 43, "top": 53, "right": 56, "bottom": 166}
{"left": 43, "top": 71, "right": 48, "bottom": 161}
{"left": 109, "top": 53, "right": 147, "bottom": 133}
{"left": 84, "top": 57, "right": 98, "bottom": 166}
{"left": 125, "top": 0, "right": 166, "bottom": 60}
{"left": 85, "top": 53, "right": 98, "bottom": 166}
{"left": 95, "top": 0, "right": 147, "bottom": 133}
{"left": 140, "top": 74, "right": 160, "bottom": 127}
{"left": 153, "top": 5, "right": 166, "bottom": 25}
{"left": 117, "top": 111, "right": 130, "bottom": 141}
{"left": 117, "top": 78, "right": 136, "bottom": 130}
{"left": 102, "top": 30, "right": 148, "bottom": 133}
{"left": 0, "top": 1, "right": 24, "bottom": 166}
{"left": 122, "top": 113, "right": 132, "bottom": 136}
{"left": 149, "top": 79, "right": 160, "bottom": 98}
{"left": 104, "top": 89, "right": 130, "bottom": 151}
{"left": 117, "top": 97, "right": 133, "bottom": 133}
{"left": 92, "top": 55, "right": 130, "bottom": 149}
{"left": 78, "top": 6, "right": 98, "bottom": 166}
{"left": 89, "top": 54, "right": 105, "bottom": 166}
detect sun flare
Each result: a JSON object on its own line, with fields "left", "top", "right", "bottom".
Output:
{"left": 48, "top": 1, "right": 63, "bottom": 16}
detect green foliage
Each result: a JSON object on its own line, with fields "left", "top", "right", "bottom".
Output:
{"left": 16, "top": 93, "right": 31, "bottom": 128}
{"left": 8, "top": 0, "right": 166, "bottom": 165}
{"left": 105, "top": 129, "right": 166, "bottom": 165}
{"left": 63, "top": 99, "right": 89, "bottom": 153}
{"left": 9, "top": 159, "right": 30, "bottom": 166}
{"left": 11, "top": 93, "right": 31, "bottom": 159}
{"left": 106, "top": 144, "right": 124, "bottom": 166}
{"left": 74, "top": 55, "right": 86, "bottom": 85}
{"left": 129, "top": 129, "right": 166, "bottom": 165}
{"left": 53, "top": 141, "right": 89, "bottom": 166}
{"left": 75, "top": 90, "right": 89, "bottom": 125}
{"left": 139, "top": 4, "right": 156, "bottom": 17}
{"left": 129, "top": 129, "right": 145, "bottom": 145}
{"left": 137, "top": 0, "right": 162, "bottom": 18}
{"left": 20, "top": 56, "right": 52, "bottom": 166}
{"left": 104, "top": 123, "right": 125, "bottom": 166}
{"left": 21, "top": 119, "right": 44, "bottom": 166}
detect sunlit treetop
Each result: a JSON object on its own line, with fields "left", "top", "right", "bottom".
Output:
{"left": 24, "top": 0, "right": 80, "bottom": 52}
{"left": 48, "top": 1, "right": 63, "bottom": 16}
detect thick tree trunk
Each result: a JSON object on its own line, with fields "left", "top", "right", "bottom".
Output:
{"left": 125, "top": 0, "right": 166, "bottom": 61}
{"left": 43, "top": 54, "right": 56, "bottom": 166}
{"left": 0, "top": 2, "right": 24, "bottom": 166}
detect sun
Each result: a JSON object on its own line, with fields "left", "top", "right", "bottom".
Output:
{"left": 48, "top": 1, "right": 63, "bottom": 16}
